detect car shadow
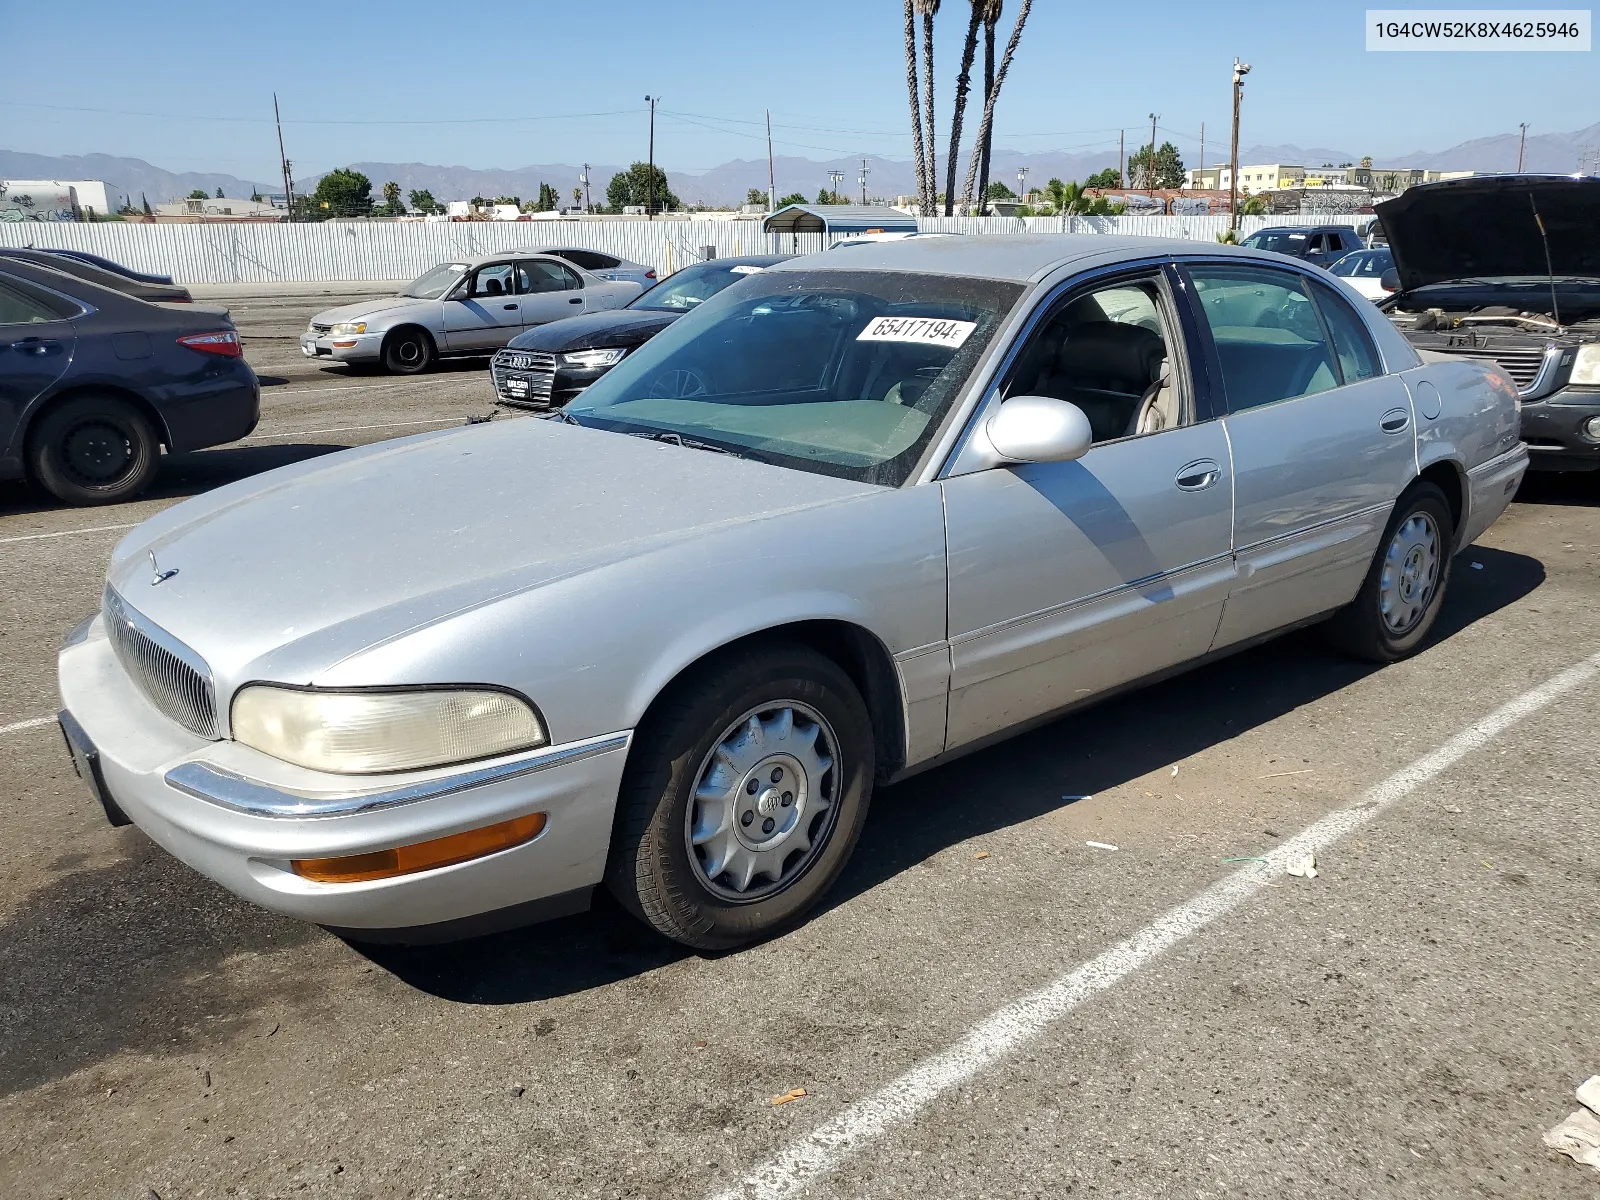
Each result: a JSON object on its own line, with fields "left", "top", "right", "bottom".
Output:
{"left": 1514, "top": 469, "right": 1599, "bottom": 508}
{"left": 0, "top": 444, "right": 345, "bottom": 517}
{"left": 361, "top": 543, "right": 1545, "bottom": 1005}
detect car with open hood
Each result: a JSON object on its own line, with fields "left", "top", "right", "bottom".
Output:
{"left": 299, "top": 252, "right": 641, "bottom": 375}
{"left": 1376, "top": 175, "right": 1600, "bottom": 470}
{"left": 60, "top": 235, "right": 1524, "bottom": 951}
{"left": 489, "top": 255, "right": 790, "bottom": 409}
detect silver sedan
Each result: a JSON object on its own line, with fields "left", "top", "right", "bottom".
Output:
{"left": 299, "top": 251, "right": 641, "bottom": 374}
{"left": 61, "top": 236, "right": 1525, "bottom": 950}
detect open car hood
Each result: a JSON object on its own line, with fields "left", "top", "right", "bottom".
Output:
{"left": 1376, "top": 176, "right": 1600, "bottom": 292}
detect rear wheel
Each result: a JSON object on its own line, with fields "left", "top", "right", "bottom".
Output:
{"left": 1325, "top": 482, "right": 1454, "bottom": 662}
{"left": 28, "top": 394, "right": 160, "bottom": 506}
{"left": 381, "top": 327, "right": 434, "bottom": 375}
{"left": 605, "top": 643, "right": 874, "bottom": 950}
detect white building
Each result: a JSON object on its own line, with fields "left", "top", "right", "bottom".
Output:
{"left": 1, "top": 178, "right": 114, "bottom": 219}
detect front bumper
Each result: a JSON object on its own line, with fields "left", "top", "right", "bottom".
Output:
{"left": 300, "top": 331, "right": 383, "bottom": 362}
{"left": 58, "top": 619, "right": 631, "bottom": 939}
{"left": 1519, "top": 387, "right": 1600, "bottom": 469}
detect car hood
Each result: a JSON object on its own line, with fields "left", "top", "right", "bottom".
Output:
{"left": 104, "top": 420, "right": 877, "bottom": 687}
{"left": 1376, "top": 176, "right": 1600, "bottom": 292}
{"left": 506, "top": 309, "right": 681, "bottom": 352}
{"left": 309, "top": 295, "right": 417, "bottom": 325}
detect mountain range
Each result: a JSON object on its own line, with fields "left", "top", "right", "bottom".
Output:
{"left": 5, "top": 121, "right": 1597, "bottom": 209}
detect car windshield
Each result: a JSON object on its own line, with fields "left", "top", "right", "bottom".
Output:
{"left": 565, "top": 269, "right": 1023, "bottom": 486}
{"left": 1241, "top": 231, "right": 1309, "bottom": 253}
{"left": 1329, "top": 249, "right": 1393, "bottom": 277}
{"left": 631, "top": 262, "right": 772, "bottom": 311}
{"left": 400, "top": 262, "right": 468, "bottom": 299}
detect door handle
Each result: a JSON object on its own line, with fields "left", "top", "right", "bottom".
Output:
{"left": 1380, "top": 407, "right": 1411, "bottom": 434}
{"left": 9, "top": 338, "right": 61, "bottom": 356}
{"left": 502, "top": 303, "right": 517, "bottom": 311}
{"left": 568, "top": 297, "right": 583, "bottom": 304}
{"left": 1175, "top": 458, "right": 1221, "bottom": 491}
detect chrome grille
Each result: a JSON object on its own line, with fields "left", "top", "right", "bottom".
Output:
{"left": 1432, "top": 344, "right": 1548, "bottom": 391}
{"left": 102, "top": 587, "right": 220, "bottom": 739}
{"left": 309, "top": 322, "right": 332, "bottom": 336}
{"left": 491, "top": 350, "right": 557, "bottom": 408}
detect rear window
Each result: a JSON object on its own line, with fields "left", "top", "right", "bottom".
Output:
{"left": 552, "top": 250, "right": 619, "bottom": 271}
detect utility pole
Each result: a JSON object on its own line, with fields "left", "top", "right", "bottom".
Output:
{"left": 580, "top": 164, "right": 591, "bottom": 214}
{"left": 1147, "top": 113, "right": 1159, "bottom": 194}
{"left": 859, "top": 157, "right": 870, "bottom": 205}
{"left": 1118, "top": 129, "right": 1125, "bottom": 188}
{"left": 1517, "top": 122, "right": 1529, "bottom": 172}
{"left": 829, "top": 169, "right": 845, "bottom": 204}
{"left": 1016, "top": 166, "right": 1029, "bottom": 205}
{"left": 644, "top": 95, "right": 659, "bottom": 218}
{"left": 273, "top": 92, "right": 294, "bottom": 221}
{"left": 766, "top": 109, "right": 776, "bottom": 212}
{"left": 1230, "top": 58, "right": 1251, "bottom": 233}
{"left": 1199, "top": 121, "right": 1205, "bottom": 172}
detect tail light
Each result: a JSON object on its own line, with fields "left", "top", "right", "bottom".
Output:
{"left": 645, "top": 269, "right": 657, "bottom": 279}
{"left": 177, "top": 330, "right": 242, "bottom": 357}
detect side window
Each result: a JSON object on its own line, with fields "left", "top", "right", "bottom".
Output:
{"left": 555, "top": 249, "right": 615, "bottom": 271}
{"left": 1311, "top": 280, "right": 1382, "bottom": 382}
{"left": 1187, "top": 265, "right": 1340, "bottom": 412}
{"left": 0, "top": 280, "right": 63, "bottom": 325}
{"left": 470, "top": 263, "right": 515, "bottom": 297}
{"left": 519, "top": 261, "right": 579, "bottom": 293}
{"left": 1004, "top": 275, "right": 1186, "bottom": 444}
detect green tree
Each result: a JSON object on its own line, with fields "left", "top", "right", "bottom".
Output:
{"left": 606, "top": 162, "right": 680, "bottom": 213}
{"left": 310, "top": 168, "right": 373, "bottom": 219}
{"left": 537, "top": 182, "right": 560, "bottom": 211}
{"left": 777, "top": 191, "right": 807, "bottom": 208}
{"left": 816, "top": 188, "right": 833, "bottom": 205}
{"left": 1125, "top": 141, "right": 1184, "bottom": 189}
{"left": 985, "top": 179, "right": 1015, "bottom": 201}
{"left": 407, "top": 188, "right": 442, "bottom": 215}
{"left": 745, "top": 188, "right": 768, "bottom": 209}
{"left": 141, "top": 192, "right": 152, "bottom": 216}
{"left": 215, "top": 186, "right": 225, "bottom": 199}
{"left": 188, "top": 189, "right": 209, "bottom": 200}
{"left": 572, "top": 186, "right": 583, "bottom": 210}
{"left": 1084, "top": 167, "right": 1121, "bottom": 189}
{"left": 380, "top": 180, "right": 405, "bottom": 216}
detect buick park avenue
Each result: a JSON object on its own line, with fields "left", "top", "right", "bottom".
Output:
{"left": 60, "top": 236, "right": 1525, "bottom": 950}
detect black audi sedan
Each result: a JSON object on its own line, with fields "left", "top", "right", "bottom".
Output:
{"left": 0, "top": 258, "right": 259, "bottom": 505}
{"left": 489, "top": 254, "right": 790, "bottom": 409}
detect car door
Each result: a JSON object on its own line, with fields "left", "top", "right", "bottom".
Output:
{"left": 441, "top": 262, "right": 521, "bottom": 351}
{"left": 940, "top": 267, "right": 1236, "bottom": 749}
{"left": 516, "top": 259, "right": 588, "bottom": 327}
{"left": 1179, "top": 262, "right": 1418, "bottom": 649}
{"left": 0, "top": 275, "right": 77, "bottom": 465}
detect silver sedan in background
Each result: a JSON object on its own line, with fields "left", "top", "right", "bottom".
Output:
{"left": 63, "top": 236, "right": 1524, "bottom": 952}
{"left": 299, "top": 251, "right": 642, "bottom": 374}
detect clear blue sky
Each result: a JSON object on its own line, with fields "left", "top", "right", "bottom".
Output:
{"left": 2, "top": 0, "right": 1593, "bottom": 181}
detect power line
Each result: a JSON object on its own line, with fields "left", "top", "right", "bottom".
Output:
{"left": 0, "top": 99, "right": 639, "bottom": 126}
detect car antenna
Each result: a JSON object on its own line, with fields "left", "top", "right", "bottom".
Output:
{"left": 1528, "top": 192, "right": 1563, "bottom": 326}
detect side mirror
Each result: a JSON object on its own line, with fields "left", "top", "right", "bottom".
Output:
{"left": 1380, "top": 268, "right": 1401, "bottom": 293}
{"left": 985, "top": 395, "right": 1093, "bottom": 465}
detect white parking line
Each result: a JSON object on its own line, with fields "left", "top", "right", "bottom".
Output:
{"left": 244, "top": 418, "right": 464, "bottom": 441}
{"left": 0, "top": 716, "right": 56, "bottom": 736}
{"left": 0, "top": 523, "right": 136, "bottom": 546}
{"left": 713, "top": 651, "right": 1600, "bottom": 1200}
{"left": 259, "top": 383, "right": 400, "bottom": 398}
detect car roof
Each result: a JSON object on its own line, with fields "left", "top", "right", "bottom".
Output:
{"left": 766, "top": 234, "right": 1282, "bottom": 284}
{"left": 457, "top": 250, "right": 585, "bottom": 269}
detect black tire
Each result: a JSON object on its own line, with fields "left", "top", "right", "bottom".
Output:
{"left": 1325, "top": 481, "right": 1455, "bottom": 662}
{"left": 27, "top": 394, "right": 160, "bottom": 506}
{"left": 605, "top": 642, "right": 874, "bottom": 950}
{"left": 381, "top": 326, "right": 434, "bottom": 375}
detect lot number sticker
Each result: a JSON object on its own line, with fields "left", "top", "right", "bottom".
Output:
{"left": 857, "top": 315, "right": 976, "bottom": 348}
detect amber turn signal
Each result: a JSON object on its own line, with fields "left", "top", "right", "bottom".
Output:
{"left": 291, "top": 813, "right": 546, "bottom": 883}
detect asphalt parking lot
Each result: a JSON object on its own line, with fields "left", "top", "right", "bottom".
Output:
{"left": 2, "top": 288, "right": 1598, "bottom": 1199}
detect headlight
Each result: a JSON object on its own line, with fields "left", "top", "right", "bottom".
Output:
{"left": 1571, "top": 344, "right": 1600, "bottom": 387}
{"left": 330, "top": 321, "right": 368, "bottom": 336}
{"left": 560, "top": 347, "right": 626, "bottom": 369}
{"left": 231, "top": 686, "right": 547, "bottom": 774}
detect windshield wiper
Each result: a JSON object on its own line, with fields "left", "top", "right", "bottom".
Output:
{"left": 626, "top": 429, "right": 774, "bottom": 463}
{"left": 543, "top": 408, "right": 582, "bottom": 425}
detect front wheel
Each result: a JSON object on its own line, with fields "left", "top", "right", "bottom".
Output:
{"left": 606, "top": 643, "right": 874, "bottom": 950}
{"left": 1325, "top": 481, "right": 1454, "bottom": 662}
{"left": 381, "top": 327, "right": 434, "bottom": 375}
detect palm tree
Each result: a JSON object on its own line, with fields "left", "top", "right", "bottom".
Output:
{"left": 916, "top": 0, "right": 941, "bottom": 215}
{"left": 962, "top": 0, "right": 1033, "bottom": 213}
{"left": 943, "top": 1, "right": 984, "bottom": 215}
{"left": 904, "top": 0, "right": 929, "bottom": 210}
